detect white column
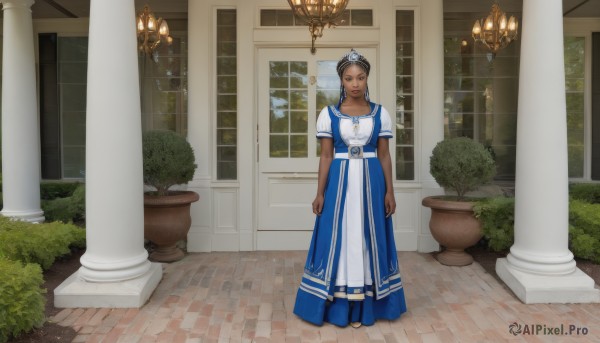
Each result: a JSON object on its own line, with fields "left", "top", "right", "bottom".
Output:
{"left": 0, "top": 0, "right": 44, "bottom": 222}
{"left": 418, "top": 0, "right": 445, "bottom": 252}
{"left": 54, "top": 0, "right": 162, "bottom": 308}
{"left": 496, "top": 0, "right": 599, "bottom": 303}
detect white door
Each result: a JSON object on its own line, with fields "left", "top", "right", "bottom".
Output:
{"left": 256, "top": 48, "right": 377, "bottom": 250}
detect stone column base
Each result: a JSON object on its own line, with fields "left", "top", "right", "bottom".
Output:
{"left": 1, "top": 209, "right": 45, "bottom": 223}
{"left": 497, "top": 258, "right": 600, "bottom": 304}
{"left": 54, "top": 263, "right": 163, "bottom": 308}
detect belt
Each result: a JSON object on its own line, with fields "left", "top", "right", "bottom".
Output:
{"left": 335, "top": 152, "right": 376, "bottom": 159}
{"left": 334, "top": 145, "right": 377, "bottom": 159}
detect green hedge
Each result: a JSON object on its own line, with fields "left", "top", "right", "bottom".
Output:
{"left": 42, "top": 184, "right": 86, "bottom": 223}
{"left": 569, "top": 183, "right": 600, "bottom": 204}
{"left": 0, "top": 180, "right": 80, "bottom": 200}
{"left": 0, "top": 217, "right": 85, "bottom": 270}
{"left": 0, "top": 258, "right": 45, "bottom": 343}
{"left": 40, "top": 182, "right": 81, "bottom": 200}
{"left": 569, "top": 199, "right": 600, "bottom": 263}
{"left": 0, "top": 181, "right": 83, "bottom": 219}
{"left": 473, "top": 197, "right": 515, "bottom": 252}
{"left": 473, "top": 189, "right": 600, "bottom": 263}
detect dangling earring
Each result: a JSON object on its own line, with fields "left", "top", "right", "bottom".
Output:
{"left": 364, "top": 85, "right": 370, "bottom": 103}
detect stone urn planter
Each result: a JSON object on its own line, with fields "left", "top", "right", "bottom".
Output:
{"left": 422, "top": 196, "right": 482, "bottom": 266}
{"left": 424, "top": 137, "right": 497, "bottom": 266}
{"left": 144, "top": 191, "right": 199, "bottom": 262}
{"left": 143, "top": 130, "right": 198, "bottom": 263}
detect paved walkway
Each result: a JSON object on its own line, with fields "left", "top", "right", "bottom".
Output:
{"left": 50, "top": 251, "right": 600, "bottom": 342}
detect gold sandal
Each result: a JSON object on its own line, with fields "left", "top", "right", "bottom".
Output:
{"left": 351, "top": 322, "right": 362, "bottom": 328}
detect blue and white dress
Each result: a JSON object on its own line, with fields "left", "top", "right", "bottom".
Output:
{"left": 293, "top": 102, "right": 407, "bottom": 327}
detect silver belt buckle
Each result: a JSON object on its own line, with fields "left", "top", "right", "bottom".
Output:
{"left": 348, "top": 145, "right": 363, "bottom": 159}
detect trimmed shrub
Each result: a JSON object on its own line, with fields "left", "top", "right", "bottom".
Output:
{"left": 42, "top": 184, "right": 86, "bottom": 223}
{"left": 42, "top": 197, "right": 73, "bottom": 223}
{"left": 474, "top": 196, "right": 600, "bottom": 263}
{"left": 429, "top": 137, "right": 496, "bottom": 200}
{"left": 40, "top": 182, "right": 80, "bottom": 200}
{"left": 569, "top": 199, "right": 600, "bottom": 263}
{"left": 473, "top": 197, "right": 515, "bottom": 252}
{"left": 570, "top": 183, "right": 600, "bottom": 204}
{"left": 143, "top": 130, "right": 197, "bottom": 196}
{"left": 0, "top": 258, "right": 45, "bottom": 343}
{"left": 0, "top": 218, "right": 85, "bottom": 270}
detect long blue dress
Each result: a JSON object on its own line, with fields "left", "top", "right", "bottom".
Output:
{"left": 293, "top": 102, "right": 407, "bottom": 327}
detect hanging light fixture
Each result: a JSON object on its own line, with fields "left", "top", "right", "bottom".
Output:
{"left": 472, "top": 1, "right": 518, "bottom": 58}
{"left": 136, "top": 5, "right": 173, "bottom": 56}
{"left": 287, "top": 0, "right": 350, "bottom": 54}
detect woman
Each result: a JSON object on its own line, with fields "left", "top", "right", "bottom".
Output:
{"left": 293, "top": 49, "right": 407, "bottom": 328}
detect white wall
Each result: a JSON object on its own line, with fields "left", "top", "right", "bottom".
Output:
{"left": 186, "top": 0, "right": 444, "bottom": 252}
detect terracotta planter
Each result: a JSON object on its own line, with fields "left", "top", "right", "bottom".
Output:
{"left": 144, "top": 191, "right": 200, "bottom": 262}
{"left": 422, "top": 196, "right": 483, "bottom": 266}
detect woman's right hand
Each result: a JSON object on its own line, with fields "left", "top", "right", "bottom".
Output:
{"left": 312, "top": 194, "right": 325, "bottom": 215}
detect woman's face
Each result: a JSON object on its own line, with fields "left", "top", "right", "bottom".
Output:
{"left": 341, "top": 64, "right": 368, "bottom": 100}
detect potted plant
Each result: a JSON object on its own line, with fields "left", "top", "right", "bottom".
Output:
{"left": 422, "top": 137, "right": 496, "bottom": 266}
{"left": 143, "top": 130, "right": 199, "bottom": 262}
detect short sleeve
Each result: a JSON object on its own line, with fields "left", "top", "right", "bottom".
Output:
{"left": 379, "top": 106, "right": 393, "bottom": 138}
{"left": 316, "top": 107, "right": 332, "bottom": 138}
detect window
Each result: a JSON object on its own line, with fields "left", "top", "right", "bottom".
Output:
{"left": 40, "top": 30, "right": 189, "bottom": 180}
{"left": 443, "top": 11, "right": 520, "bottom": 181}
{"left": 58, "top": 37, "right": 88, "bottom": 179}
{"left": 564, "top": 36, "right": 585, "bottom": 178}
{"left": 396, "top": 10, "right": 415, "bottom": 180}
{"left": 269, "top": 61, "right": 308, "bottom": 158}
{"left": 316, "top": 60, "right": 339, "bottom": 156}
{"left": 260, "top": 9, "right": 373, "bottom": 27}
{"left": 140, "top": 20, "right": 188, "bottom": 136}
{"left": 216, "top": 9, "right": 238, "bottom": 180}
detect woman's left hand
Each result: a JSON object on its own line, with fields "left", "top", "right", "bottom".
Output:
{"left": 385, "top": 193, "right": 396, "bottom": 218}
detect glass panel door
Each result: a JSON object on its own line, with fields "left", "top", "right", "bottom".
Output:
{"left": 257, "top": 48, "right": 377, "bottom": 235}
{"left": 258, "top": 48, "right": 377, "bottom": 172}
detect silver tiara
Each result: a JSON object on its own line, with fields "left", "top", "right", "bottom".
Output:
{"left": 336, "top": 48, "right": 370, "bottom": 77}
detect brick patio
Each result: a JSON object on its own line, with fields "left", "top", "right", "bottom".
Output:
{"left": 50, "top": 251, "right": 600, "bottom": 342}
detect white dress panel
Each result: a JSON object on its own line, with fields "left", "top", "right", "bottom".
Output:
{"left": 335, "top": 115, "right": 375, "bottom": 288}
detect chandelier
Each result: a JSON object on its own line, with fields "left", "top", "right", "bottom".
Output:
{"left": 136, "top": 5, "right": 173, "bottom": 56}
{"left": 471, "top": 2, "right": 518, "bottom": 58}
{"left": 287, "top": 0, "right": 349, "bottom": 54}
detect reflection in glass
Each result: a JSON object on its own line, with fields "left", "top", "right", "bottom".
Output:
{"left": 217, "top": 129, "right": 237, "bottom": 145}
{"left": 291, "top": 135, "right": 308, "bottom": 157}
{"left": 218, "top": 111, "right": 237, "bottom": 127}
{"left": 216, "top": 9, "right": 237, "bottom": 179}
{"left": 59, "top": 37, "right": 88, "bottom": 178}
{"left": 268, "top": 61, "right": 308, "bottom": 159}
{"left": 396, "top": 10, "right": 415, "bottom": 180}
{"left": 290, "top": 90, "right": 308, "bottom": 109}
{"left": 443, "top": 12, "right": 521, "bottom": 180}
{"left": 316, "top": 60, "right": 340, "bottom": 156}
{"left": 270, "top": 110, "right": 289, "bottom": 133}
{"left": 291, "top": 111, "right": 308, "bottom": 133}
{"left": 565, "top": 37, "right": 585, "bottom": 178}
{"left": 270, "top": 90, "right": 289, "bottom": 109}
{"left": 270, "top": 135, "right": 289, "bottom": 157}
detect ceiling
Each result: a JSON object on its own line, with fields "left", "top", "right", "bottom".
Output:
{"left": 15, "top": 0, "right": 600, "bottom": 19}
